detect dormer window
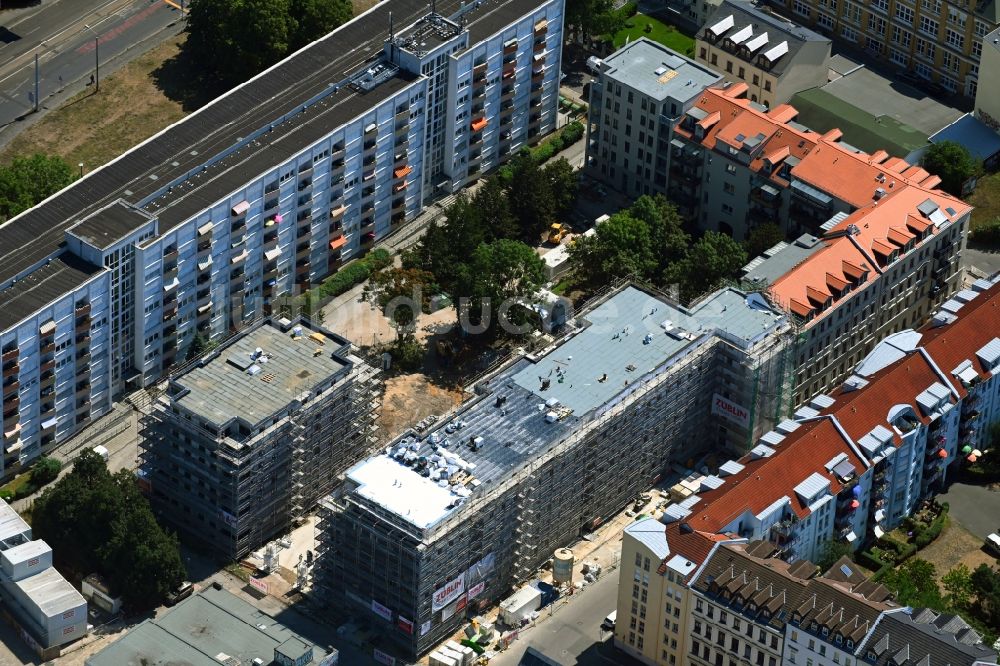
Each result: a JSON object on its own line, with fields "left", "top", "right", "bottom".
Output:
{"left": 821, "top": 627, "right": 829, "bottom": 637}
{"left": 835, "top": 634, "right": 843, "bottom": 644}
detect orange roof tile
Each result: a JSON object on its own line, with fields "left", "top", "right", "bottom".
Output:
{"left": 905, "top": 214, "right": 931, "bottom": 234}
{"left": 764, "top": 145, "right": 790, "bottom": 166}
{"left": 922, "top": 281, "right": 1000, "bottom": 385}
{"left": 789, "top": 299, "right": 813, "bottom": 317}
{"left": 770, "top": 186, "right": 969, "bottom": 328}
{"left": 826, "top": 272, "right": 849, "bottom": 292}
{"left": 806, "top": 285, "right": 831, "bottom": 305}
{"left": 698, "top": 110, "right": 722, "bottom": 129}
{"left": 691, "top": 419, "right": 866, "bottom": 530}
{"left": 886, "top": 227, "right": 914, "bottom": 247}
{"left": 870, "top": 238, "right": 896, "bottom": 256}
{"left": 769, "top": 104, "right": 798, "bottom": 124}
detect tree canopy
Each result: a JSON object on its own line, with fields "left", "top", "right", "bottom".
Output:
{"left": 32, "top": 449, "right": 186, "bottom": 610}
{"left": 363, "top": 267, "right": 435, "bottom": 338}
{"left": 187, "top": 0, "right": 352, "bottom": 85}
{"left": 0, "top": 153, "right": 75, "bottom": 220}
{"left": 921, "top": 141, "right": 981, "bottom": 197}
{"left": 881, "top": 558, "right": 944, "bottom": 610}
{"left": 676, "top": 231, "right": 748, "bottom": 302}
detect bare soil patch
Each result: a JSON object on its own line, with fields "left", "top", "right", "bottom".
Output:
{"left": 378, "top": 373, "right": 464, "bottom": 444}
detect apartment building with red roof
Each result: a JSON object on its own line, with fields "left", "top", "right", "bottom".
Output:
{"left": 650, "top": 276, "right": 999, "bottom": 573}
{"left": 613, "top": 279, "right": 1000, "bottom": 666}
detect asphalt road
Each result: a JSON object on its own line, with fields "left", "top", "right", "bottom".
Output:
{"left": 488, "top": 572, "right": 640, "bottom": 666}
{"left": 939, "top": 482, "right": 1000, "bottom": 540}
{"left": 0, "top": 0, "right": 183, "bottom": 129}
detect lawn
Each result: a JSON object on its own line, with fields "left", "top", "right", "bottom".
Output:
{"left": 610, "top": 13, "right": 695, "bottom": 56}
{"left": 969, "top": 170, "right": 1000, "bottom": 232}
{"left": 0, "top": 35, "right": 199, "bottom": 171}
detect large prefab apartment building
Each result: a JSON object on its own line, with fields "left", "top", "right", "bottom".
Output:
{"left": 0, "top": 0, "right": 564, "bottom": 479}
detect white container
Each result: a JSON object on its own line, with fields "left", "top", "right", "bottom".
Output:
{"left": 499, "top": 586, "right": 542, "bottom": 626}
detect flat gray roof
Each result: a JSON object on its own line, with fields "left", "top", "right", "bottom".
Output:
{"left": 15, "top": 566, "right": 85, "bottom": 619}
{"left": 85, "top": 586, "right": 328, "bottom": 666}
{"left": 821, "top": 66, "right": 963, "bottom": 137}
{"left": 603, "top": 37, "right": 721, "bottom": 103}
{"left": 0, "top": 498, "right": 31, "bottom": 546}
{"left": 348, "top": 285, "right": 788, "bottom": 529}
{"left": 0, "top": 254, "right": 104, "bottom": 333}
{"left": 742, "top": 235, "right": 826, "bottom": 285}
{"left": 171, "top": 320, "right": 352, "bottom": 429}
{"left": 512, "top": 286, "right": 711, "bottom": 414}
{"left": 68, "top": 200, "right": 153, "bottom": 250}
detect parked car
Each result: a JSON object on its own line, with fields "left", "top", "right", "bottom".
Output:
{"left": 165, "top": 581, "right": 194, "bottom": 606}
{"left": 601, "top": 610, "right": 617, "bottom": 631}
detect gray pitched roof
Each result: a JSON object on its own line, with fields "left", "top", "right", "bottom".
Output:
{"left": 856, "top": 608, "right": 998, "bottom": 666}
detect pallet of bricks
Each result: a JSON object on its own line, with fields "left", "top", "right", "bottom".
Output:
{"left": 428, "top": 640, "right": 476, "bottom": 666}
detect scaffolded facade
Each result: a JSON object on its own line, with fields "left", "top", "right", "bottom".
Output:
{"left": 315, "top": 284, "right": 792, "bottom": 660}
{"left": 140, "top": 317, "right": 380, "bottom": 560}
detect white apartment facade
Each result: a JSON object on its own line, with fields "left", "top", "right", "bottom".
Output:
{"left": 0, "top": 0, "right": 564, "bottom": 479}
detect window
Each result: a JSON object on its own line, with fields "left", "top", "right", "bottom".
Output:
{"left": 892, "top": 26, "right": 912, "bottom": 47}
{"left": 890, "top": 48, "right": 909, "bottom": 66}
{"left": 940, "top": 75, "right": 957, "bottom": 92}
{"left": 711, "top": 54, "right": 718, "bottom": 65}
{"left": 726, "top": 60, "right": 733, "bottom": 73}
{"left": 895, "top": 3, "right": 913, "bottom": 22}
{"left": 916, "top": 38, "right": 936, "bottom": 60}
{"left": 868, "top": 15, "right": 887, "bottom": 34}
{"left": 818, "top": 13, "right": 834, "bottom": 29}
{"left": 945, "top": 28, "right": 964, "bottom": 49}
{"left": 738, "top": 66, "right": 746, "bottom": 79}
{"left": 752, "top": 74, "right": 760, "bottom": 85}
{"left": 919, "top": 16, "right": 939, "bottom": 37}
{"left": 723, "top": 182, "right": 735, "bottom": 194}
{"left": 841, "top": 26, "right": 858, "bottom": 41}
{"left": 763, "top": 80, "right": 771, "bottom": 91}
{"left": 700, "top": 47, "right": 707, "bottom": 59}
{"left": 794, "top": 0, "right": 810, "bottom": 15}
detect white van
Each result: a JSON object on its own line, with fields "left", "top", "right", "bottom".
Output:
{"left": 601, "top": 610, "right": 616, "bottom": 631}
{"left": 91, "top": 445, "right": 109, "bottom": 462}
{"left": 986, "top": 533, "right": 1000, "bottom": 556}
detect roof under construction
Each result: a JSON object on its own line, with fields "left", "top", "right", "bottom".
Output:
{"left": 346, "top": 285, "right": 788, "bottom": 530}
{"left": 168, "top": 319, "right": 354, "bottom": 430}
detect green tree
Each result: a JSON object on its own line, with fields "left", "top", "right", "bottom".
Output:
{"left": 745, "top": 223, "right": 785, "bottom": 259}
{"left": 627, "top": 195, "right": 690, "bottom": 280}
{"left": 0, "top": 154, "right": 75, "bottom": 220}
{"left": 472, "top": 177, "right": 519, "bottom": 242}
{"left": 507, "top": 152, "right": 556, "bottom": 243}
{"left": 414, "top": 194, "right": 488, "bottom": 295}
{"left": 568, "top": 212, "right": 656, "bottom": 288}
{"left": 465, "top": 239, "right": 546, "bottom": 333}
{"left": 542, "top": 158, "right": 578, "bottom": 221}
{"left": 882, "top": 558, "right": 944, "bottom": 609}
{"left": 943, "top": 564, "right": 975, "bottom": 610}
{"left": 565, "top": 0, "right": 615, "bottom": 40}
{"left": 675, "top": 231, "right": 748, "bottom": 302}
{"left": 29, "top": 457, "right": 61, "bottom": 487}
{"left": 815, "top": 539, "right": 852, "bottom": 573}
{"left": 971, "top": 564, "right": 1000, "bottom": 625}
{"left": 32, "top": 449, "right": 185, "bottom": 610}
{"left": 362, "top": 267, "right": 435, "bottom": 339}
{"left": 921, "top": 141, "right": 981, "bottom": 197}
{"left": 187, "top": 0, "right": 351, "bottom": 85}
{"left": 289, "top": 0, "right": 352, "bottom": 50}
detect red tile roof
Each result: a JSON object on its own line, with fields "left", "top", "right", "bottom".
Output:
{"left": 768, "top": 186, "right": 970, "bottom": 328}
{"left": 921, "top": 281, "right": 1000, "bottom": 388}
{"left": 662, "top": 522, "right": 730, "bottom": 581}
{"left": 687, "top": 419, "right": 865, "bottom": 532}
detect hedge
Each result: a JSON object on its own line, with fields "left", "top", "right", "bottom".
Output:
{"left": 914, "top": 509, "right": 948, "bottom": 549}
{"left": 620, "top": 1, "right": 639, "bottom": 17}
{"left": 315, "top": 248, "right": 392, "bottom": 300}
{"left": 971, "top": 217, "right": 1000, "bottom": 246}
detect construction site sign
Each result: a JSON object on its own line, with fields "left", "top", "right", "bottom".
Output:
{"left": 711, "top": 393, "right": 750, "bottom": 428}
{"left": 467, "top": 581, "right": 486, "bottom": 600}
{"left": 432, "top": 572, "right": 466, "bottom": 611}
{"left": 371, "top": 599, "right": 394, "bottom": 621}
{"left": 373, "top": 648, "right": 396, "bottom": 665}
{"left": 248, "top": 576, "right": 269, "bottom": 595}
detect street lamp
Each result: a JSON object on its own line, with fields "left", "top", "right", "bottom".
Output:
{"left": 78, "top": 162, "right": 84, "bottom": 177}
{"left": 83, "top": 24, "right": 100, "bottom": 92}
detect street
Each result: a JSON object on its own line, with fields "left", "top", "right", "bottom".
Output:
{"left": 487, "top": 572, "right": 637, "bottom": 666}
{"left": 0, "top": 0, "right": 182, "bottom": 131}
{"left": 939, "top": 482, "right": 1000, "bottom": 540}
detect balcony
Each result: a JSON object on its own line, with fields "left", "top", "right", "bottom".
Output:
{"left": 533, "top": 37, "right": 546, "bottom": 53}
{"left": 534, "top": 18, "right": 548, "bottom": 36}
{"left": 163, "top": 246, "right": 179, "bottom": 263}
{"left": 1, "top": 363, "right": 17, "bottom": 380}
{"left": 39, "top": 341, "right": 55, "bottom": 355}
{"left": 74, "top": 303, "right": 91, "bottom": 318}
{"left": 1, "top": 349, "right": 17, "bottom": 363}
{"left": 392, "top": 212, "right": 406, "bottom": 226}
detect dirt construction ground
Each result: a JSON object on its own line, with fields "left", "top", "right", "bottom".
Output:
{"left": 378, "top": 374, "right": 464, "bottom": 444}
{"left": 919, "top": 519, "right": 998, "bottom": 583}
